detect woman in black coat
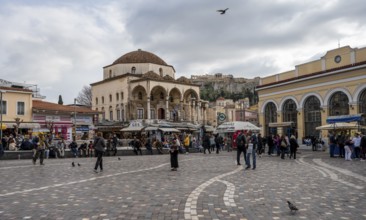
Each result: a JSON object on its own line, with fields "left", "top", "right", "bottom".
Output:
{"left": 289, "top": 135, "right": 299, "bottom": 159}
{"left": 170, "top": 139, "right": 179, "bottom": 171}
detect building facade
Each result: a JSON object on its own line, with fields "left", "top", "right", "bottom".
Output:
{"left": 257, "top": 45, "right": 366, "bottom": 142}
{"left": 91, "top": 49, "right": 208, "bottom": 125}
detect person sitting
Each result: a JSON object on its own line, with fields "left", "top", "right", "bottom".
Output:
{"left": 20, "top": 137, "right": 34, "bottom": 150}
{"left": 69, "top": 138, "right": 78, "bottom": 157}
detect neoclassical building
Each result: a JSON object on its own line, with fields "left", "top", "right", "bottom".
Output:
{"left": 91, "top": 49, "right": 208, "bottom": 124}
{"left": 257, "top": 45, "right": 366, "bottom": 141}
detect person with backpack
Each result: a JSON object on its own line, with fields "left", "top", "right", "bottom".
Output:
{"left": 236, "top": 130, "right": 246, "bottom": 165}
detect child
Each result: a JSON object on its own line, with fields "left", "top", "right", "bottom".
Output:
{"left": 344, "top": 138, "right": 353, "bottom": 161}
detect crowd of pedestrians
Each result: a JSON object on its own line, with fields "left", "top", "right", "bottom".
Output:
{"left": 329, "top": 131, "right": 366, "bottom": 161}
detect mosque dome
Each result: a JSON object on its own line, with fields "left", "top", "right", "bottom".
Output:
{"left": 112, "top": 49, "right": 168, "bottom": 66}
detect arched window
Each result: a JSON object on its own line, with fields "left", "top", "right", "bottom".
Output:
{"left": 109, "top": 94, "right": 112, "bottom": 102}
{"left": 282, "top": 99, "right": 297, "bottom": 122}
{"left": 138, "top": 92, "right": 142, "bottom": 100}
{"left": 95, "top": 97, "right": 98, "bottom": 105}
{"left": 109, "top": 106, "right": 113, "bottom": 121}
{"left": 131, "top": 67, "right": 136, "bottom": 74}
{"left": 282, "top": 99, "right": 297, "bottom": 137}
{"left": 160, "top": 92, "right": 164, "bottom": 100}
{"left": 359, "top": 89, "right": 366, "bottom": 114}
{"left": 159, "top": 68, "right": 163, "bottom": 77}
{"left": 329, "top": 91, "right": 349, "bottom": 116}
{"left": 150, "top": 94, "right": 154, "bottom": 101}
{"left": 116, "top": 93, "right": 119, "bottom": 101}
{"left": 102, "top": 96, "right": 104, "bottom": 104}
{"left": 264, "top": 102, "right": 277, "bottom": 136}
{"left": 358, "top": 89, "right": 366, "bottom": 127}
{"left": 304, "top": 96, "right": 321, "bottom": 137}
{"left": 121, "top": 92, "right": 124, "bottom": 100}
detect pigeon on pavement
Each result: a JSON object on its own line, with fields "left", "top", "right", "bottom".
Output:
{"left": 118, "top": 157, "right": 121, "bottom": 160}
{"left": 72, "top": 162, "right": 75, "bottom": 167}
{"left": 287, "top": 201, "right": 298, "bottom": 213}
{"left": 78, "top": 163, "right": 81, "bottom": 166}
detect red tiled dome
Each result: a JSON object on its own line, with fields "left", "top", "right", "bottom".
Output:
{"left": 113, "top": 49, "right": 168, "bottom": 66}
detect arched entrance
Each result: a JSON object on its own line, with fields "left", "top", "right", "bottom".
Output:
{"left": 282, "top": 99, "right": 297, "bottom": 136}
{"left": 264, "top": 102, "right": 277, "bottom": 136}
{"left": 329, "top": 91, "right": 349, "bottom": 116}
{"left": 304, "top": 96, "right": 321, "bottom": 137}
{"left": 158, "top": 108, "right": 165, "bottom": 119}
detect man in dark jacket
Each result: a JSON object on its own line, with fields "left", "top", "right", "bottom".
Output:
{"left": 236, "top": 130, "right": 246, "bottom": 165}
{"left": 94, "top": 132, "right": 106, "bottom": 173}
{"left": 202, "top": 133, "right": 211, "bottom": 154}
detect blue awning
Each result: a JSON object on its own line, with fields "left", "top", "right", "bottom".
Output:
{"left": 326, "top": 114, "right": 364, "bottom": 123}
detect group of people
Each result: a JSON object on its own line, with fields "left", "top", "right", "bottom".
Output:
{"left": 328, "top": 131, "right": 366, "bottom": 161}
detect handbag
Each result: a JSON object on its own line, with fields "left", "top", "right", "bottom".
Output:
{"left": 281, "top": 140, "right": 287, "bottom": 148}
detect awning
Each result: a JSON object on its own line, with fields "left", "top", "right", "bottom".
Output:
{"left": 159, "top": 127, "right": 181, "bottom": 133}
{"left": 144, "top": 126, "right": 159, "bottom": 131}
{"left": 176, "top": 127, "right": 197, "bottom": 131}
{"left": 1, "top": 124, "right": 6, "bottom": 130}
{"left": 4, "top": 122, "right": 41, "bottom": 129}
{"left": 316, "top": 122, "right": 366, "bottom": 130}
{"left": 121, "top": 126, "right": 145, "bottom": 132}
{"left": 268, "top": 122, "right": 294, "bottom": 127}
{"left": 326, "top": 114, "right": 364, "bottom": 123}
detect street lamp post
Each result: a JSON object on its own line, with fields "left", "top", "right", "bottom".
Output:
{"left": 74, "top": 98, "right": 77, "bottom": 140}
{"left": 0, "top": 90, "right": 6, "bottom": 142}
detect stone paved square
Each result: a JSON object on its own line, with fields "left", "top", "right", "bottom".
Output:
{"left": 0, "top": 151, "right": 365, "bottom": 220}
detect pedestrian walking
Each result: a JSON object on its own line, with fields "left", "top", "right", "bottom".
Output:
{"left": 112, "top": 133, "right": 118, "bottom": 156}
{"left": 360, "top": 132, "right": 366, "bottom": 161}
{"left": 352, "top": 132, "right": 361, "bottom": 159}
{"left": 267, "top": 134, "right": 274, "bottom": 156}
{"left": 184, "top": 134, "right": 190, "bottom": 154}
{"left": 170, "top": 139, "right": 179, "bottom": 171}
{"left": 32, "top": 133, "right": 46, "bottom": 165}
{"left": 280, "top": 134, "right": 288, "bottom": 159}
{"left": 245, "top": 138, "right": 256, "bottom": 170}
{"left": 202, "top": 133, "right": 211, "bottom": 154}
{"left": 289, "top": 135, "right": 299, "bottom": 159}
{"left": 145, "top": 138, "right": 153, "bottom": 155}
{"left": 344, "top": 136, "right": 353, "bottom": 161}
{"left": 132, "top": 136, "right": 143, "bottom": 155}
{"left": 94, "top": 132, "right": 106, "bottom": 173}
{"left": 236, "top": 130, "right": 246, "bottom": 165}
{"left": 257, "top": 133, "right": 264, "bottom": 157}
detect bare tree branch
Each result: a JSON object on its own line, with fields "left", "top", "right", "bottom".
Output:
{"left": 76, "top": 85, "right": 92, "bottom": 107}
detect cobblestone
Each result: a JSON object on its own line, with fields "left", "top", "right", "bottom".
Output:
{"left": 0, "top": 150, "right": 365, "bottom": 219}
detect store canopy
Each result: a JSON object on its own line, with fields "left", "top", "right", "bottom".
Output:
{"left": 316, "top": 122, "right": 365, "bottom": 130}
{"left": 144, "top": 126, "right": 159, "bottom": 131}
{"left": 268, "top": 122, "right": 294, "bottom": 128}
{"left": 4, "top": 122, "right": 41, "bottom": 129}
{"left": 121, "top": 126, "right": 145, "bottom": 132}
{"left": 216, "top": 121, "right": 260, "bottom": 133}
{"left": 326, "top": 114, "right": 364, "bottom": 123}
{"left": 159, "top": 127, "right": 181, "bottom": 133}
{"left": 1, "top": 124, "right": 6, "bottom": 130}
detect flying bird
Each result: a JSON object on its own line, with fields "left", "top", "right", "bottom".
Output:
{"left": 72, "top": 162, "right": 75, "bottom": 167}
{"left": 287, "top": 201, "right": 298, "bottom": 213}
{"left": 78, "top": 163, "right": 81, "bottom": 167}
{"left": 217, "top": 8, "right": 229, "bottom": 14}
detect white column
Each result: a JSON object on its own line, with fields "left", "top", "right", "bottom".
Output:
{"left": 165, "top": 97, "right": 169, "bottom": 120}
{"left": 147, "top": 98, "right": 151, "bottom": 120}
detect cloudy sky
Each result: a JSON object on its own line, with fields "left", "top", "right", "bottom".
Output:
{"left": 1, "top": 0, "right": 365, "bottom": 104}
